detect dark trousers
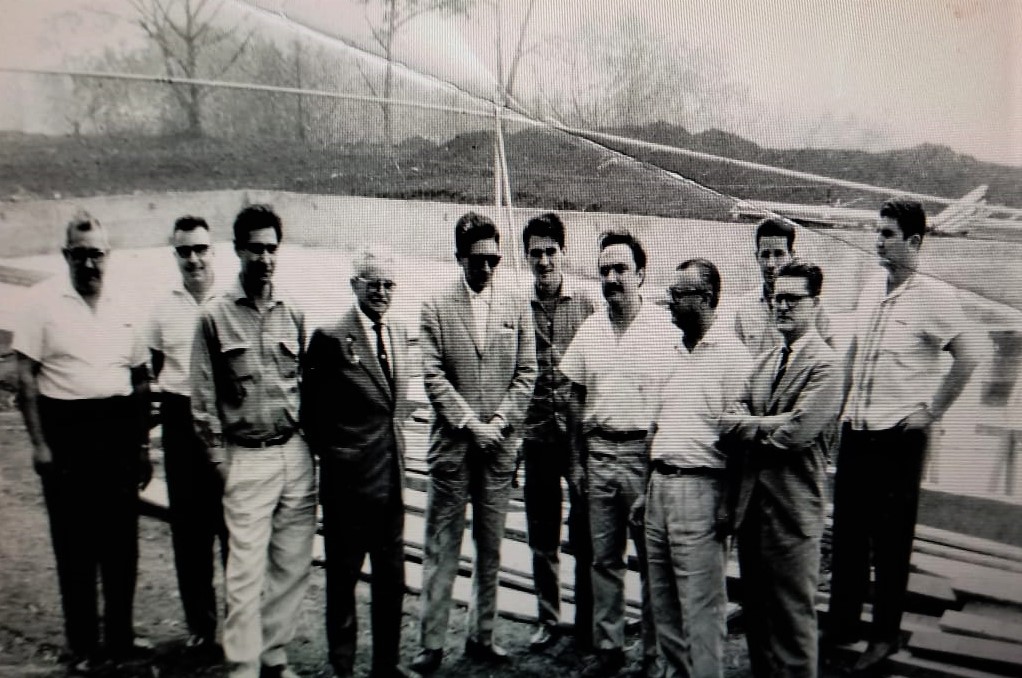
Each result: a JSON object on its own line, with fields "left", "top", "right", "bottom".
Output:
{"left": 322, "top": 468, "right": 405, "bottom": 674}
{"left": 827, "top": 424, "right": 927, "bottom": 643}
{"left": 162, "top": 393, "right": 228, "bottom": 640}
{"left": 523, "top": 435, "right": 593, "bottom": 642}
{"left": 38, "top": 396, "right": 144, "bottom": 657}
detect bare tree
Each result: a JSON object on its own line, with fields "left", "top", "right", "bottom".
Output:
{"left": 131, "top": 0, "right": 252, "bottom": 137}
{"left": 357, "top": 0, "right": 473, "bottom": 145}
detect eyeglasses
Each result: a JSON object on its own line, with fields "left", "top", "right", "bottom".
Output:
{"left": 358, "top": 277, "right": 396, "bottom": 291}
{"left": 467, "top": 254, "right": 502, "bottom": 268}
{"left": 64, "top": 248, "right": 107, "bottom": 262}
{"left": 240, "top": 242, "right": 278, "bottom": 256}
{"left": 669, "top": 288, "right": 709, "bottom": 302}
{"left": 773, "top": 293, "right": 812, "bottom": 307}
{"left": 174, "top": 244, "right": 210, "bottom": 259}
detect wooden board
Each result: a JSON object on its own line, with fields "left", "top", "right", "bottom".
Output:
{"left": 909, "top": 631, "right": 1022, "bottom": 675}
{"left": 939, "top": 610, "right": 1022, "bottom": 646}
{"left": 915, "top": 525, "right": 1022, "bottom": 565}
{"left": 914, "top": 540, "right": 1022, "bottom": 575}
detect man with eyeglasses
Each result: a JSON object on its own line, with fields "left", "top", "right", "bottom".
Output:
{"left": 643, "top": 259, "right": 751, "bottom": 678}
{"left": 302, "top": 248, "right": 415, "bottom": 678}
{"left": 721, "top": 260, "right": 842, "bottom": 678}
{"left": 411, "top": 212, "right": 536, "bottom": 673}
{"left": 519, "top": 213, "right": 596, "bottom": 653}
{"left": 559, "top": 230, "right": 674, "bottom": 678}
{"left": 191, "top": 204, "right": 315, "bottom": 678}
{"left": 826, "top": 200, "right": 980, "bottom": 675}
{"left": 734, "top": 218, "right": 832, "bottom": 356}
{"left": 14, "top": 212, "right": 153, "bottom": 674}
{"left": 145, "top": 216, "right": 226, "bottom": 658}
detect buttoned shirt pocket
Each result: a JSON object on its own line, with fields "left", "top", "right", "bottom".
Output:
{"left": 221, "top": 342, "right": 254, "bottom": 405}
{"left": 276, "top": 338, "right": 300, "bottom": 379}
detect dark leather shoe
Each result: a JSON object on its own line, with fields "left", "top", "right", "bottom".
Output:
{"left": 368, "top": 665, "right": 421, "bottom": 678}
{"left": 529, "top": 625, "right": 558, "bottom": 651}
{"left": 410, "top": 648, "right": 443, "bottom": 674}
{"left": 579, "top": 649, "right": 626, "bottom": 678}
{"left": 464, "top": 638, "right": 509, "bottom": 663}
{"left": 851, "top": 640, "right": 898, "bottom": 676}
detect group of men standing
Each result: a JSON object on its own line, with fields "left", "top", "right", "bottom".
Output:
{"left": 15, "top": 198, "right": 978, "bottom": 678}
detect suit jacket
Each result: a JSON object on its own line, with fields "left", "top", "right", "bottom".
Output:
{"left": 722, "top": 330, "right": 842, "bottom": 539}
{"left": 420, "top": 278, "right": 537, "bottom": 473}
{"left": 301, "top": 306, "right": 413, "bottom": 503}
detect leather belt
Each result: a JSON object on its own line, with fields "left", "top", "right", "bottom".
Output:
{"left": 652, "top": 460, "right": 725, "bottom": 478}
{"left": 228, "top": 430, "right": 295, "bottom": 449}
{"left": 588, "top": 427, "right": 648, "bottom": 442}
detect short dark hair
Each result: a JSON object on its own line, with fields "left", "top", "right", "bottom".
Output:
{"left": 599, "top": 229, "right": 647, "bottom": 272}
{"left": 522, "top": 212, "right": 565, "bottom": 253}
{"left": 777, "top": 259, "right": 824, "bottom": 298}
{"left": 455, "top": 212, "right": 499, "bottom": 257}
{"left": 676, "top": 258, "right": 721, "bottom": 308}
{"left": 174, "top": 216, "right": 209, "bottom": 233}
{"left": 879, "top": 198, "right": 927, "bottom": 240}
{"left": 755, "top": 218, "right": 795, "bottom": 250}
{"left": 233, "top": 204, "right": 282, "bottom": 245}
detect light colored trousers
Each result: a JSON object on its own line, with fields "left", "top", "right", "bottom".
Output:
{"left": 586, "top": 437, "right": 656, "bottom": 659}
{"left": 222, "top": 437, "right": 317, "bottom": 678}
{"left": 645, "top": 472, "right": 728, "bottom": 678}
{"left": 419, "top": 451, "right": 513, "bottom": 649}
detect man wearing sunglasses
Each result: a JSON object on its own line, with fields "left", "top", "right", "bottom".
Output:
{"left": 14, "top": 213, "right": 153, "bottom": 674}
{"left": 412, "top": 212, "right": 536, "bottom": 673}
{"left": 191, "top": 205, "right": 315, "bottom": 678}
{"left": 302, "top": 248, "right": 415, "bottom": 678}
{"left": 644, "top": 258, "right": 751, "bottom": 678}
{"left": 721, "top": 260, "right": 842, "bottom": 678}
{"left": 146, "top": 216, "right": 226, "bottom": 658}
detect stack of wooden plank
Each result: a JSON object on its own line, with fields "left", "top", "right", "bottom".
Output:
{"left": 139, "top": 417, "right": 1022, "bottom": 673}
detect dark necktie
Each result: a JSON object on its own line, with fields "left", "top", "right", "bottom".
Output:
{"left": 771, "top": 344, "right": 791, "bottom": 394}
{"left": 373, "top": 321, "right": 393, "bottom": 390}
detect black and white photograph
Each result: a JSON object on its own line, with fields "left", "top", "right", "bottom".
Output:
{"left": 0, "top": 1, "right": 1020, "bottom": 677}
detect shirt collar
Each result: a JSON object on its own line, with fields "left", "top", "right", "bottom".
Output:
{"left": 882, "top": 271, "right": 920, "bottom": 302}
{"left": 677, "top": 317, "right": 729, "bottom": 353}
{"left": 531, "top": 276, "right": 574, "bottom": 303}
{"left": 356, "top": 304, "right": 386, "bottom": 337}
{"left": 784, "top": 328, "right": 815, "bottom": 360}
{"left": 172, "top": 282, "right": 216, "bottom": 305}
{"left": 461, "top": 274, "right": 492, "bottom": 302}
{"left": 231, "top": 276, "right": 283, "bottom": 308}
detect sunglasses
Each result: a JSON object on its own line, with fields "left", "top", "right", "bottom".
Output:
{"left": 467, "top": 254, "right": 502, "bottom": 268}
{"left": 358, "top": 277, "right": 396, "bottom": 291}
{"left": 669, "top": 288, "right": 709, "bottom": 302}
{"left": 174, "top": 244, "right": 211, "bottom": 258}
{"left": 64, "top": 248, "right": 107, "bottom": 262}
{"left": 240, "top": 242, "right": 278, "bottom": 255}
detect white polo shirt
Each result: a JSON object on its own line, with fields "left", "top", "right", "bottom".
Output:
{"left": 844, "top": 271, "right": 968, "bottom": 431}
{"left": 146, "top": 285, "right": 216, "bottom": 398}
{"left": 650, "top": 323, "right": 752, "bottom": 468}
{"left": 559, "top": 299, "right": 676, "bottom": 433}
{"left": 13, "top": 276, "right": 147, "bottom": 400}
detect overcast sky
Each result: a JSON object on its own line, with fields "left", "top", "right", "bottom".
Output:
{"left": 1, "top": 0, "right": 1019, "bottom": 166}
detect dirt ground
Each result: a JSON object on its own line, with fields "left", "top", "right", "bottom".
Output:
{"left": 0, "top": 409, "right": 765, "bottom": 678}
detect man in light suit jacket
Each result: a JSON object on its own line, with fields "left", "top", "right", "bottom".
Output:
{"left": 301, "top": 249, "right": 415, "bottom": 678}
{"left": 721, "top": 260, "right": 842, "bottom": 678}
{"left": 411, "top": 212, "right": 537, "bottom": 673}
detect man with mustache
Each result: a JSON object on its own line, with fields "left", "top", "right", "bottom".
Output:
{"left": 191, "top": 204, "right": 316, "bottom": 678}
{"left": 302, "top": 248, "right": 416, "bottom": 678}
{"left": 519, "top": 213, "right": 595, "bottom": 652}
{"left": 146, "top": 216, "right": 227, "bottom": 657}
{"left": 721, "top": 260, "right": 842, "bottom": 678}
{"left": 644, "top": 258, "right": 751, "bottom": 678}
{"left": 14, "top": 213, "right": 153, "bottom": 675}
{"left": 826, "top": 200, "right": 980, "bottom": 674}
{"left": 559, "top": 230, "right": 674, "bottom": 678}
{"left": 411, "top": 212, "right": 536, "bottom": 673}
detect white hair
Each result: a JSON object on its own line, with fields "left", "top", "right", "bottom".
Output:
{"left": 351, "top": 247, "right": 397, "bottom": 279}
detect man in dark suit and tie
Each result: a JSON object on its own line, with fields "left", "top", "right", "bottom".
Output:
{"left": 721, "top": 260, "right": 843, "bottom": 678}
{"left": 301, "top": 248, "right": 415, "bottom": 678}
{"left": 410, "top": 212, "right": 537, "bottom": 673}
